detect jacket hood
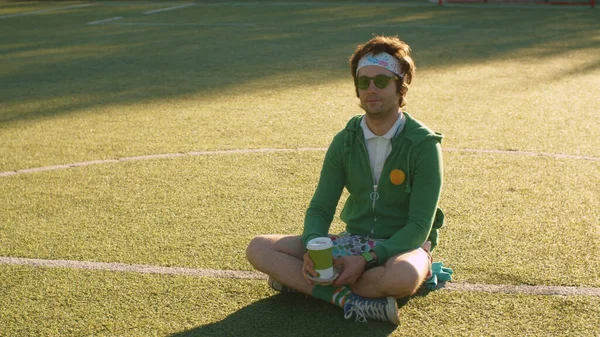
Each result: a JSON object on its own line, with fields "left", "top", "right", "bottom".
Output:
{"left": 344, "top": 112, "right": 443, "bottom": 146}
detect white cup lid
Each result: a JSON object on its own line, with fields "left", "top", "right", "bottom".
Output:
{"left": 306, "top": 237, "right": 333, "bottom": 250}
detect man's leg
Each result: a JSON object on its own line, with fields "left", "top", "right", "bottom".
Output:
{"left": 349, "top": 248, "right": 431, "bottom": 299}
{"left": 247, "top": 234, "right": 401, "bottom": 325}
{"left": 245, "top": 235, "right": 315, "bottom": 295}
{"left": 246, "top": 234, "right": 357, "bottom": 306}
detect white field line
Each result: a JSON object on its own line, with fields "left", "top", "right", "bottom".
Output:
{"left": 0, "top": 148, "right": 324, "bottom": 177}
{"left": 443, "top": 282, "right": 600, "bottom": 297}
{"left": 0, "top": 4, "right": 94, "bottom": 19}
{"left": 1, "top": 147, "right": 598, "bottom": 178}
{"left": 143, "top": 4, "right": 194, "bottom": 15}
{"left": 184, "top": 1, "right": 591, "bottom": 9}
{"left": 2, "top": 256, "right": 599, "bottom": 297}
{"left": 0, "top": 257, "right": 264, "bottom": 280}
{"left": 87, "top": 16, "right": 123, "bottom": 25}
{"left": 99, "top": 2, "right": 192, "bottom": 7}
{"left": 192, "top": 1, "right": 437, "bottom": 7}
{"left": 442, "top": 3, "right": 594, "bottom": 10}
{"left": 114, "top": 22, "right": 256, "bottom": 27}
{"left": 354, "top": 24, "right": 462, "bottom": 29}
{"left": 78, "top": 1, "right": 433, "bottom": 8}
{"left": 443, "top": 148, "right": 600, "bottom": 161}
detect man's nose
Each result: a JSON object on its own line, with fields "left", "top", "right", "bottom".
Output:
{"left": 367, "top": 80, "right": 378, "bottom": 92}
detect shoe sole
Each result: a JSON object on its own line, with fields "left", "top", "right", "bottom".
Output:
{"left": 268, "top": 277, "right": 282, "bottom": 292}
{"left": 386, "top": 297, "right": 400, "bottom": 325}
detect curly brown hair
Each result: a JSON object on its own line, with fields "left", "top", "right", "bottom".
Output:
{"left": 349, "top": 35, "right": 416, "bottom": 108}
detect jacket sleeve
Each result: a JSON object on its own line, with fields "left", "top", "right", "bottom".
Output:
{"left": 301, "top": 133, "right": 346, "bottom": 249}
{"left": 372, "top": 140, "right": 443, "bottom": 263}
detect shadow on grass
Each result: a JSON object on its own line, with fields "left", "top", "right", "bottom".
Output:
{"left": 1, "top": 1, "right": 599, "bottom": 124}
{"left": 170, "top": 293, "right": 402, "bottom": 337}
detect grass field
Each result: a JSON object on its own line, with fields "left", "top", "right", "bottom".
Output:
{"left": 1, "top": 1, "right": 599, "bottom": 336}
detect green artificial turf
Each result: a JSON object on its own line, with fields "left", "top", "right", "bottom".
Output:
{"left": 1, "top": 151, "right": 598, "bottom": 287}
{"left": 1, "top": 1, "right": 599, "bottom": 336}
{"left": 0, "top": 265, "right": 598, "bottom": 336}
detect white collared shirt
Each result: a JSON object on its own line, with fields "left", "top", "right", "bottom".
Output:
{"left": 360, "top": 113, "right": 405, "bottom": 184}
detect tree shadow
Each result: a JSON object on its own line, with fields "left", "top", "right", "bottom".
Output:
{"left": 170, "top": 293, "right": 403, "bottom": 337}
{"left": 1, "top": 1, "right": 598, "bottom": 124}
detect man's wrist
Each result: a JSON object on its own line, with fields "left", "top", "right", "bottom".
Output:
{"left": 362, "top": 251, "right": 378, "bottom": 270}
{"left": 369, "top": 251, "right": 378, "bottom": 263}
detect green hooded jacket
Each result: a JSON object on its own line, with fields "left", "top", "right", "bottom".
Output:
{"left": 302, "top": 112, "right": 445, "bottom": 265}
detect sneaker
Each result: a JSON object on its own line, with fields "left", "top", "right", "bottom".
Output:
{"left": 343, "top": 294, "right": 399, "bottom": 325}
{"left": 267, "top": 276, "right": 296, "bottom": 294}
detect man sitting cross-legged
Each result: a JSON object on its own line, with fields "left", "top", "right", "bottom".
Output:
{"left": 246, "top": 35, "right": 445, "bottom": 325}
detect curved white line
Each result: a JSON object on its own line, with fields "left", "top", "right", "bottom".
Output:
{"left": 444, "top": 148, "right": 600, "bottom": 161}
{"left": 0, "top": 4, "right": 93, "bottom": 19}
{"left": 143, "top": 3, "right": 194, "bottom": 15}
{"left": 1, "top": 147, "right": 598, "bottom": 178}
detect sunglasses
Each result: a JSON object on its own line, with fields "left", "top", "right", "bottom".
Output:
{"left": 355, "top": 75, "right": 399, "bottom": 90}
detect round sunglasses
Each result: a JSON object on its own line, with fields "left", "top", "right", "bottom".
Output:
{"left": 355, "top": 75, "right": 399, "bottom": 90}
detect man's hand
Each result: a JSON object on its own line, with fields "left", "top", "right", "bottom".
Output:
{"left": 332, "top": 255, "right": 366, "bottom": 287}
{"left": 302, "top": 252, "right": 318, "bottom": 284}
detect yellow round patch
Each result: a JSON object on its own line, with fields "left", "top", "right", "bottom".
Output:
{"left": 390, "top": 169, "right": 405, "bottom": 185}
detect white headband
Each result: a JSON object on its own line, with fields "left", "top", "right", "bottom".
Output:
{"left": 356, "top": 52, "right": 403, "bottom": 77}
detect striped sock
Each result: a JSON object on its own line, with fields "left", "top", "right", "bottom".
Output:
{"left": 312, "top": 285, "right": 352, "bottom": 308}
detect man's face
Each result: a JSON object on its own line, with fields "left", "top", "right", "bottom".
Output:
{"left": 356, "top": 65, "right": 401, "bottom": 117}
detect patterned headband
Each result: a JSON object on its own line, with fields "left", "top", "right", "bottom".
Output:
{"left": 356, "top": 52, "right": 404, "bottom": 77}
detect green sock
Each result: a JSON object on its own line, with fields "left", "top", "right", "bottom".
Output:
{"left": 312, "top": 285, "right": 352, "bottom": 308}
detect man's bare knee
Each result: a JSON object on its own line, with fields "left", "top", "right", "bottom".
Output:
{"left": 246, "top": 235, "right": 271, "bottom": 266}
{"left": 382, "top": 258, "right": 428, "bottom": 298}
{"left": 246, "top": 234, "right": 304, "bottom": 267}
{"left": 386, "top": 264, "right": 420, "bottom": 298}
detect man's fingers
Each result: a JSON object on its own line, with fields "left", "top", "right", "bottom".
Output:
{"left": 302, "top": 265, "right": 316, "bottom": 284}
{"left": 334, "top": 276, "right": 353, "bottom": 287}
{"left": 302, "top": 252, "right": 318, "bottom": 281}
{"left": 306, "top": 266, "right": 318, "bottom": 277}
{"left": 333, "top": 269, "right": 350, "bottom": 286}
{"left": 303, "top": 253, "right": 314, "bottom": 266}
{"left": 333, "top": 277, "right": 346, "bottom": 287}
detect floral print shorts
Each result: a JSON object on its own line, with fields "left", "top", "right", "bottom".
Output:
{"left": 329, "top": 232, "right": 384, "bottom": 259}
{"left": 328, "top": 232, "right": 433, "bottom": 277}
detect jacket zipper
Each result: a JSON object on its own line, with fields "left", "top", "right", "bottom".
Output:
{"left": 357, "top": 115, "right": 403, "bottom": 239}
{"left": 358, "top": 137, "right": 378, "bottom": 238}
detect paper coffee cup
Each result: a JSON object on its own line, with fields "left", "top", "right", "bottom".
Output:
{"left": 307, "top": 237, "right": 334, "bottom": 279}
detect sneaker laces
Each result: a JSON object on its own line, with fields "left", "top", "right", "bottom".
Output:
{"left": 344, "top": 297, "right": 388, "bottom": 323}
